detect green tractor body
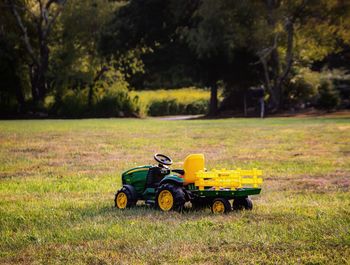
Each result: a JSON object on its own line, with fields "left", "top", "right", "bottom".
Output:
{"left": 121, "top": 165, "right": 184, "bottom": 202}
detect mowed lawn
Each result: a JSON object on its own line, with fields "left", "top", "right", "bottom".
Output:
{"left": 0, "top": 117, "right": 349, "bottom": 264}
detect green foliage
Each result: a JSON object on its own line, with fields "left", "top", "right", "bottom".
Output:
{"left": 57, "top": 89, "right": 88, "bottom": 118}
{"left": 2, "top": 0, "right": 350, "bottom": 115}
{"left": 317, "top": 79, "right": 341, "bottom": 109}
{"left": 51, "top": 0, "right": 121, "bottom": 92}
{"left": 93, "top": 84, "right": 140, "bottom": 117}
{"left": 181, "top": 0, "right": 263, "bottom": 60}
{"left": 286, "top": 68, "right": 321, "bottom": 106}
{"left": 55, "top": 71, "right": 140, "bottom": 118}
{"left": 147, "top": 99, "right": 208, "bottom": 116}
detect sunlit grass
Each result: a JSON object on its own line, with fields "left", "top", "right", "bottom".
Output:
{"left": 0, "top": 117, "right": 349, "bottom": 264}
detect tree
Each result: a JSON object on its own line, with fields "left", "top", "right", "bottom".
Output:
{"left": 100, "top": 0, "right": 256, "bottom": 115}
{"left": 98, "top": 0, "right": 197, "bottom": 89}
{"left": 5, "top": 0, "right": 66, "bottom": 107}
{"left": 256, "top": 0, "right": 350, "bottom": 110}
{"left": 180, "top": 0, "right": 265, "bottom": 114}
{"left": 52, "top": 0, "right": 116, "bottom": 104}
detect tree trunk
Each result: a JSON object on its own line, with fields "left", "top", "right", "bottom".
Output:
{"left": 209, "top": 82, "right": 218, "bottom": 116}
{"left": 14, "top": 79, "right": 24, "bottom": 113}
{"left": 29, "top": 64, "right": 40, "bottom": 103}
{"left": 270, "top": 48, "right": 281, "bottom": 109}
{"left": 275, "top": 18, "right": 294, "bottom": 108}
{"left": 29, "top": 62, "right": 47, "bottom": 105}
{"left": 37, "top": 43, "right": 49, "bottom": 101}
{"left": 264, "top": 0, "right": 295, "bottom": 111}
{"left": 260, "top": 56, "right": 278, "bottom": 108}
{"left": 266, "top": 0, "right": 281, "bottom": 110}
{"left": 243, "top": 93, "right": 247, "bottom": 117}
{"left": 88, "top": 66, "right": 108, "bottom": 107}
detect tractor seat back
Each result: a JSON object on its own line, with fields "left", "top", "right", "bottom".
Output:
{"left": 183, "top": 154, "right": 205, "bottom": 184}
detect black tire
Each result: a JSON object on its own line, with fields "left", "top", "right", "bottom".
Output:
{"left": 211, "top": 198, "right": 231, "bottom": 214}
{"left": 115, "top": 185, "right": 137, "bottom": 209}
{"left": 191, "top": 197, "right": 211, "bottom": 211}
{"left": 155, "top": 183, "right": 186, "bottom": 212}
{"left": 232, "top": 197, "right": 253, "bottom": 211}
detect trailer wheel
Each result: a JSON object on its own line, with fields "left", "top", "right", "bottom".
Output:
{"left": 232, "top": 197, "right": 253, "bottom": 211}
{"left": 211, "top": 198, "right": 231, "bottom": 214}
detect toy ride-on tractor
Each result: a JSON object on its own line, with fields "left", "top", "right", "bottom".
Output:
{"left": 115, "top": 154, "right": 263, "bottom": 213}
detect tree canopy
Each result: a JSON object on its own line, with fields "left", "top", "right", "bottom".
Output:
{"left": 1, "top": 0, "right": 350, "bottom": 117}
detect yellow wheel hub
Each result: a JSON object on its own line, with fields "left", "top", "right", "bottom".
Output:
{"left": 212, "top": 200, "right": 225, "bottom": 214}
{"left": 158, "top": 190, "right": 174, "bottom": 211}
{"left": 116, "top": 192, "right": 128, "bottom": 209}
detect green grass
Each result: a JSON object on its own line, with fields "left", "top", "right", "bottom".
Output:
{"left": 0, "top": 117, "right": 350, "bottom": 264}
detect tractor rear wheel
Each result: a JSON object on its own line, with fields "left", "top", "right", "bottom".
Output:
{"left": 232, "top": 197, "right": 253, "bottom": 211}
{"left": 115, "top": 185, "right": 137, "bottom": 209}
{"left": 211, "top": 198, "right": 231, "bottom": 214}
{"left": 156, "top": 183, "right": 186, "bottom": 212}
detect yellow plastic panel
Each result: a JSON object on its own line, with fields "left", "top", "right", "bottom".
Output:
{"left": 194, "top": 168, "right": 263, "bottom": 190}
{"left": 183, "top": 154, "right": 205, "bottom": 184}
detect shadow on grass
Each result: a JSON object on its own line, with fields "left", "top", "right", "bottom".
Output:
{"left": 75, "top": 201, "right": 262, "bottom": 223}
{"left": 182, "top": 109, "right": 350, "bottom": 120}
{"left": 77, "top": 202, "right": 221, "bottom": 221}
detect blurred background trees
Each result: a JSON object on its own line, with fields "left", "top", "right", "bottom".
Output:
{"left": 1, "top": 0, "right": 349, "bottom": 117}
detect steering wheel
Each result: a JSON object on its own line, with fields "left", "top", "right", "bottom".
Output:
{"left": 154, "top": 153, "right": 173, "bottom": 166}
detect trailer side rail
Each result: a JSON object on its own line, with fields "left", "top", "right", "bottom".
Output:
{"left": 195, "top": 168, "right": 263, "bottom": 191}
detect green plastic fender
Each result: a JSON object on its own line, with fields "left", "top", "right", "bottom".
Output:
{"left": 121, "top": 165, "right": 152, "bottom": 195}
{"left": 159, "top": 174, "right": 184, "bottom": 186}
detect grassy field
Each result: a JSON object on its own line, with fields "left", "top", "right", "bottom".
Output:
{"left": 0, "top": 117, "right": 349, "bottom": 264}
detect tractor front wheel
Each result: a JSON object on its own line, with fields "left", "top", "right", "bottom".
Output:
{"left": 156, "top": 183, "right": 186, "bottom": 212}
{"left": 115, "top": 185, "right": 137, "bottom": 209}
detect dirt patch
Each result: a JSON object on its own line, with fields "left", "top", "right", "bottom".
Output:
{"left": 274, "top": 174, "right": 350, "bottom": 192}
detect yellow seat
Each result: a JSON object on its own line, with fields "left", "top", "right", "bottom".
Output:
{"left": 183, "top": 154, "right": 205, "bottom": 184}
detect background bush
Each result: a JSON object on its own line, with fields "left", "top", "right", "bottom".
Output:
{"left": 147, "top": 99, "right": 208, "bottom": 116}
{"left": 57, "top": 89, "right": 88, "bottom": 118}
{"left": 46, "top": 87, "right": 210, "bottom": 118}
{"left": 93, "top": 84, "right": 140, "bottom": 117}
{"left": 54, "top": 83, "right": 140, "bottom": 118}
{"left": 285, "top": 68, "right": 320, "bottom": 108}
{"left": 317, "top": 79, "right": 341, "bottom": 109}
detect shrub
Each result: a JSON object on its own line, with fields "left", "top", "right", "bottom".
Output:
{"left": 285, "top": 68, "right": 320, "bottom": 108}
{"left": 93, "top": 84, "right": 140, "bottom": 117}
{"left": 186, "top": 100, "right": 208, "bottom": 114}
{"left": 56, "top": 83, "right": 140, "bottom": 118}
{"left": 147, "top": 99, "right": 208, "bottom": 116}
{"left": 57, "top": 89, "right": 88, "bottom": 118}
{"left": 317, "top": 79, "right": 340, "bottom": 109}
